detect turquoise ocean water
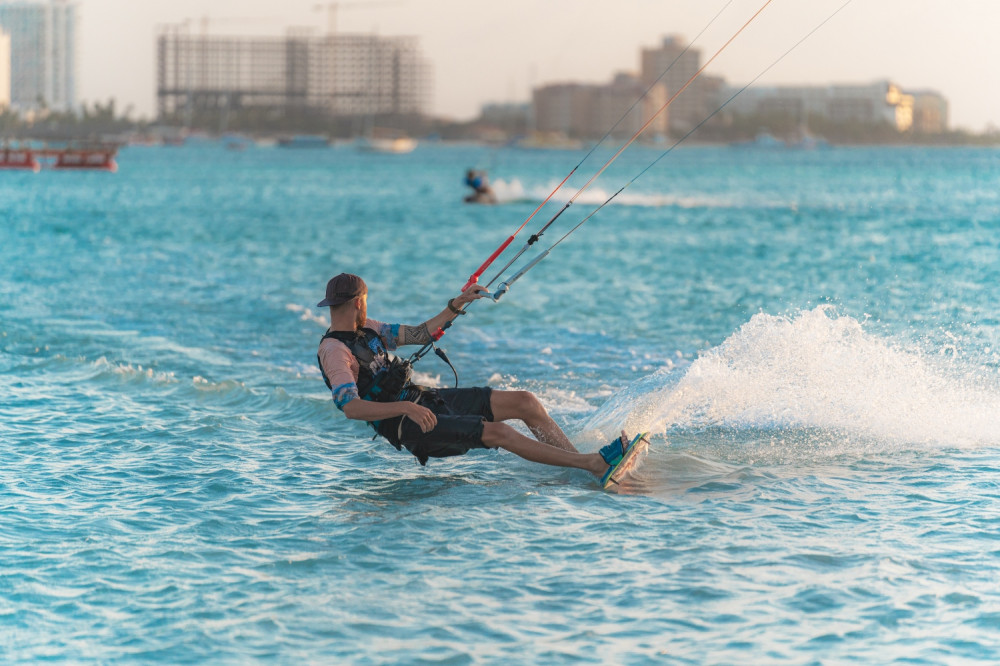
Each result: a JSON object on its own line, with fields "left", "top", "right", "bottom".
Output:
{"left": 2, "top": 143, "right": 1000, "bottom": 662}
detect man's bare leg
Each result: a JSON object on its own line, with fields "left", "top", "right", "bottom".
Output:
{"left": 490, "top": 390, "right": 578, "bottom": 453}
{"left": 482, "top": 421, "right": 607, "bottom": 476}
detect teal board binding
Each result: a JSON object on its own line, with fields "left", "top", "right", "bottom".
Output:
{"left": 600, "top": 432, "right": 650, "bottom": 490}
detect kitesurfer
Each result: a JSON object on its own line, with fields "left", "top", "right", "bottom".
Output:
{"left": 464, "top": 168, "right": 497, "bottom": 204}
{"left": 316, "top": 273, "right": 629, "bottom": 481}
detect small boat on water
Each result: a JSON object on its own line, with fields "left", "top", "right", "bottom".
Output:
{"left": 277, "top": 134, "right": 331, "bottom": 149}
{"left": 222, "top": 133, "right": 255, "bottom": 151}
{"left": 0, "top": 147, "right": 41, "bottom": 172}
{"left": 730, "top": 128, "right": 830, "bottom": 150}
{"left": 52, "top": 148, "right": 118, "bottom": 172}
{"left": 0, "top": 143, "right": 118, "bottom": 172}
{"left": 730, "top": 131, "right": 785, "bottom": 149}
{"left": 355, "top": 135, "right": 417, "bottom": 154}
{"left": 516, "top": 132, "right": 584, "bottom": 150}
{"left": 355, "top": 126, "right": 417, "bottom": 154}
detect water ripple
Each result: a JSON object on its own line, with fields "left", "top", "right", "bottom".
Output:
{"left": 3, "top": 146, "right": 1000, "bottom": 663}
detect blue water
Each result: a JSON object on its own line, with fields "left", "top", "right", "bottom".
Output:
{"left": 2, "top": 143, "right": 1000, "bottom": 663}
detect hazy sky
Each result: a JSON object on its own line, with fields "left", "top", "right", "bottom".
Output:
{"left": 77, "top": 0, "right": 999, "bottom": 131}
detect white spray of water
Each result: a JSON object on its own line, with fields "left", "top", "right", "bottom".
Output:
{"left": 590, "top": 307, "right": 1000, "bottom": 452}
{"left": 89, "top": 356, "right": 177, "bottom": 384}
{"left": 490, "top": 178, "right": 733, "bottom": 208}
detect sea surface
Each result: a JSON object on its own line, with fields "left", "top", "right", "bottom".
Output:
{"left": 2, "top": 142, "right": 999, "bottom": 663}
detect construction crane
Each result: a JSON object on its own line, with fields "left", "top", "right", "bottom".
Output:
{"left": 313, "top": 1, "right": 403, "bottom": 36}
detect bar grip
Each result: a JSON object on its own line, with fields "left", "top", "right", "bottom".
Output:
{"left": 463, "top": 235, "right": 515, "bottom": 291}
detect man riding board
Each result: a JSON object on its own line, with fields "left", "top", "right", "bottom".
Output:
{"left": 316, "top": 273, "right": 636, "bottom": 484}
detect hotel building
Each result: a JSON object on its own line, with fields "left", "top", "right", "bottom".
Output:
{"left": 0, "top": 0, "right": 77, "bottom": 112}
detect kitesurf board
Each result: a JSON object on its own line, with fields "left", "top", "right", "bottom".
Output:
{"left": 602, "top": 432, "right": 650, "bottom": 490}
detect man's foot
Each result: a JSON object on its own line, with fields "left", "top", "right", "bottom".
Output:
{"left": 598, "top": 430, "right": 633, "bottom": 483}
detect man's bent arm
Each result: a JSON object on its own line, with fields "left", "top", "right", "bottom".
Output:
{"left": 342, "top": 398, "right": 416, "bottom": 422}
{"left": 342, "top": 398, "right": 437, "bottom": 433}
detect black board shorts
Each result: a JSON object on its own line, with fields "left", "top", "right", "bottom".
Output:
{"left": 376, "top": 386, "right": 494, "bottom": 465}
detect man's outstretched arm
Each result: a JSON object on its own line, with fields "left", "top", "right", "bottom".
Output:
{"left": 418, "top": 283, "right": 488, "bottom": 342}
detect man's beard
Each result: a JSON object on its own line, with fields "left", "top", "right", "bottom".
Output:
{"left": 355, "top": 310, "right": 365, "bottom": 329}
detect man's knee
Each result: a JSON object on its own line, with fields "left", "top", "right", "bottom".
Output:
{"left": 491, "top": 389, "right": 549, "bottom": 423}
{"left": 510, "top": 390, "right": 547, "bottom": 420}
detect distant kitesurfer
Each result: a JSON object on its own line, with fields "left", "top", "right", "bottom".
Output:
{"left": 464, "top": 168, "right": 497, "bottom": 204}
{"left": 316, "top": 273, "right": 634, "bottom": 483}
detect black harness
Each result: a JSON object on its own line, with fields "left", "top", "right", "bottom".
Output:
{"left": 318, "top": 326, "right": 461, "bottom": 461}
{"left": 318, "top": 327, "right": 424, "bottom": 451}
{"left": 317, "top": 327, "right": 414, "bottom": 403}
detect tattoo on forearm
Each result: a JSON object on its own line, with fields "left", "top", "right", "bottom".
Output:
{"left": 398, "top": 324, "right": 432, "bottom": 345}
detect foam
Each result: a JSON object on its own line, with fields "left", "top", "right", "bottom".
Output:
{"left": 490, "top": 177, "right": 738, "bottom": 208}
{"left": 287, "top": 303, "right": 328, "bottom": 327}
{"left": 91, "top": 357, "right": 177, "bottom": 384}
{"left": 192, "top": 375, "right": 246, "bottom": 392}
{"left": 591, "top": 306, "right": 1000, "bottom": 452}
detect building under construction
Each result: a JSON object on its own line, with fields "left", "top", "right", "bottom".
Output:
{"left": 156, "top": 27, "right": 431, "bottom": 132}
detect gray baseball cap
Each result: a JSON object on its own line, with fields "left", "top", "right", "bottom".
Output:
{"left": 317, "top": 273, "right": 367, "bottom": 307}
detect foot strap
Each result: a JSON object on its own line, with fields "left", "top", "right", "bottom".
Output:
{"left": 599, "top": 433, "right": 643, "bottom": 487}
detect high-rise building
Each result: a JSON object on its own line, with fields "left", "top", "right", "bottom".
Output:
{"left": 640, "top": 35, "right": 710, "bottom": 135}
{"left": 532, "top": 83, "right": 594, "bottom": 138}
{"left": 909, "top": 90, "right": 948, "bottom": 134}
{"left": 726, "top": 81, "right": 947, "bottom": 133}
{"left": 0, "top": 29, "right": 10, "bottom": 109}
{"left": 533, "top": 74, "right": 667, "bottom": 140}
{"left": 156, "top": 28, "right": 431, "bottom": 124}
{"left": 0, "top": 0, "right": 77, "bottom": 113}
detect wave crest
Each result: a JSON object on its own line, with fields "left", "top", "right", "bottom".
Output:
{"left": 593, "top": 307, "right": 1000, "bottom": 452}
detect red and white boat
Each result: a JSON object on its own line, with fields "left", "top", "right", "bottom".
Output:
{"left": 50, "top": 148, "right": 118, "bottom": 172}
{"left": 0, "top": 144, "right": 119, "bottom": 172}
{"left": 0, "top": 148, "right": 41, "bottom": 172}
